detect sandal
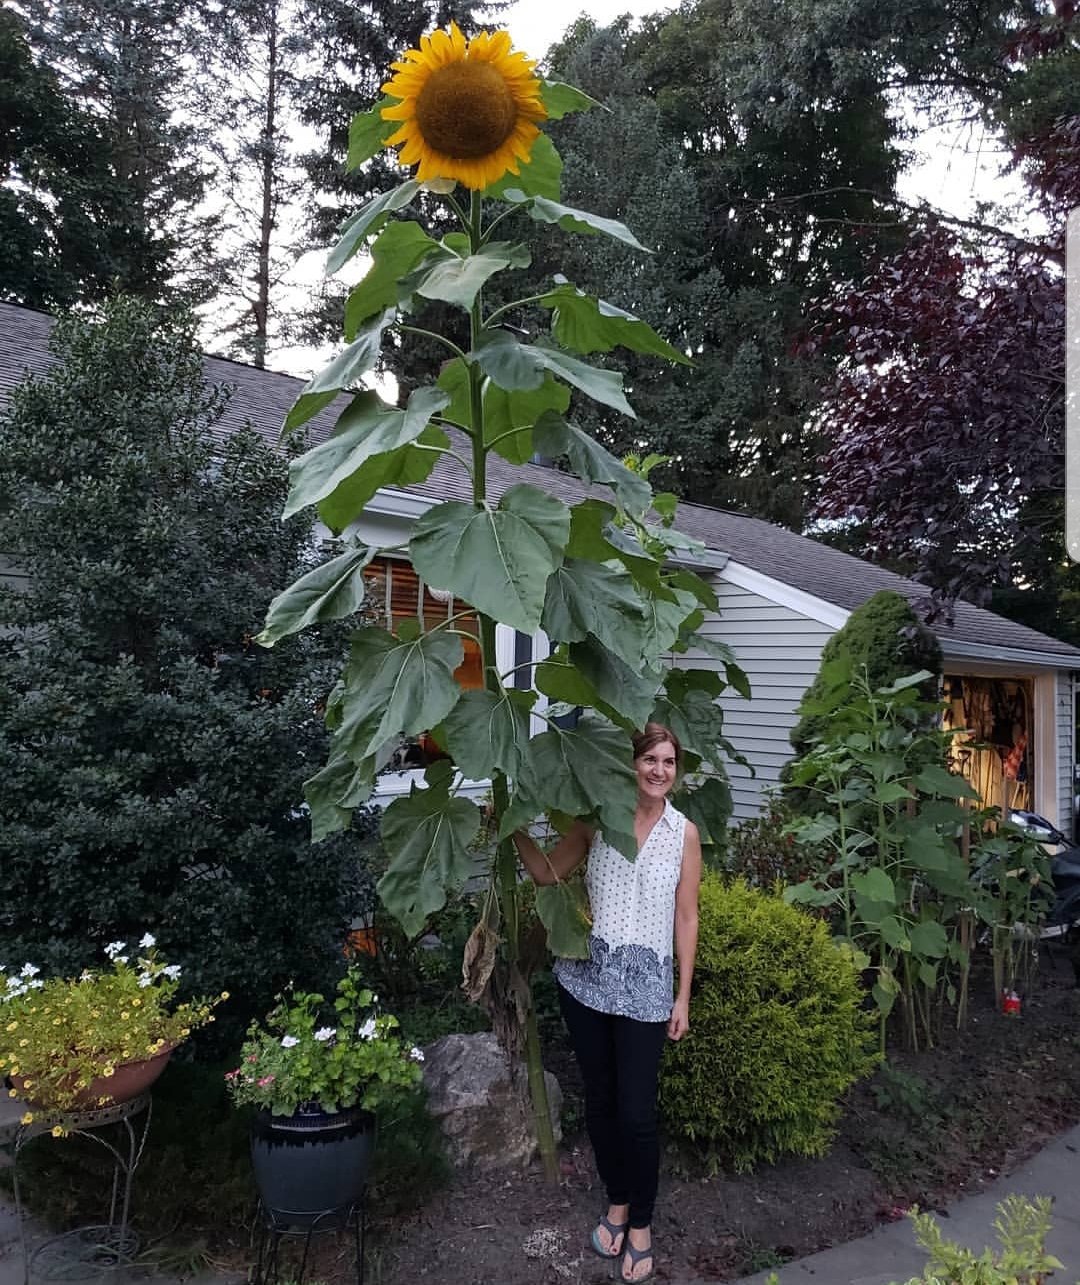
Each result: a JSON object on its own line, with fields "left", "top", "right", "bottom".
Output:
{"left": 589, "top": 1213, "right": 629, "bottom": 1260}
{"left": 620, "top": 1238, "right": 656, "bottom": 1284}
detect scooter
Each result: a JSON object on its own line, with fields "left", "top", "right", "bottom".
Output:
{"left": 1005, "top": 809, "right": 1080, "bottom": 981}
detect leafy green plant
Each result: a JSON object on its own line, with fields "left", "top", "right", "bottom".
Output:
{"left": 785, "top": 665, "right": 978, "bottom": 1051}
{"left": 256, "top": 22, "right": 750, "bottom": 1172}
{"left": 224, "top": 967, "right": 422, "bottom": 1116}
{"left": 658, "top": 875, "right": 878, "bottom": 1171}
{"left": 970, "top": 818, "right": 1054, "bottom": 1004}
{"left": 894, "top": 1195, "right": 1068, "bottom": 1284}
{"left": 0, "top": 936, "right": 223, "bottom": 1117}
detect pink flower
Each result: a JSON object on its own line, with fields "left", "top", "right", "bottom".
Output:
{"left": 257, "top": 1075, "right": 275, "bottom": 1087}
{"left": 246, "top": 1054, "right": 257, "bottom": 1063}
{"left": 224, "top": 1069, "right": 239, "bottom": 1080}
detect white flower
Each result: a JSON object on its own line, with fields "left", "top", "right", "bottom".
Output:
{"left": 138, "top": 975, "right": 154, "bottom": 988}
{"left": 116, "top": 955, "right": 129, "bottom": 964}
{"left": 410, "top": 1046, "right": 425, "bottom": 1063}
{"left": 104, "top": 941, "right": 126, "bottom": 959}
{"left": 20, "top": 963, "right": 40, "bottom": 977}
{"left": 29, "top": 979, "right": 44, "bottom": 990}
{"left": 358, "top": 1018, "right": 377, "bottom": 1041}
{"left": 162, "top": 965, "right": 181, "bottom": 980}
{"left": 313, "top": 1027, "right": 335, "bottom": 1042}
{"left": 138, "top": 933, "right": 156, "bottom": 949}
{"left": 281, "top": 1035, "right": 299, "bottom": 1048}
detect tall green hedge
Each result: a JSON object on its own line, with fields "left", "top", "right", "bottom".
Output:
{"left": 659, "top": 875, "right": 878, "bottom": 1170}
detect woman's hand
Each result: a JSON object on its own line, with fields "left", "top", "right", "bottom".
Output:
{"left": 667, "top": 995, "right": 690, "bottom": 1041}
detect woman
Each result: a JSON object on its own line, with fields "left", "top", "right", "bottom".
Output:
{"left": 513, "top": 723, "right": 702, "bottom": 1285}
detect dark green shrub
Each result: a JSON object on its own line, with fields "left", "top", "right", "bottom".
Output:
{"left": 659, "top": 875, "right": 878, "bottom": 1171}
{"left": 723, "top": 792, "right": 822, "bottom": 889}
{"left": 787, "top": 590, "right": 942, "bottom": 763}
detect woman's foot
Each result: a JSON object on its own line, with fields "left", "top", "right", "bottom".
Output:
{"left": 590, "top": 1205, "right": 629, "bottom": 1258}
{"left": 620, "top": 1227, "right": 655, "bottom": 1283}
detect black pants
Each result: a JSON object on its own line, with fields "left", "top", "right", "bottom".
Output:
{"left": 558, "top": 984, "right": 669, "bottom": 1229}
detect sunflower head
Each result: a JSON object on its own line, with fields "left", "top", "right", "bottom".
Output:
{"left": 381, "top": 23, "right": 547, "bottom": 191}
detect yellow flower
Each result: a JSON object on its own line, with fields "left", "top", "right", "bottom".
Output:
{"left": 18, "top": 1039, "right": 28, "bottom": 1047}
{"left": 5, "top": 1021, "right": 16, "bottom": 1032}
{"left": 381, "top": 23, "right": 546, "bottom": 191}
{"left": 51, "top": 1126, "right": 64, "bottom": 1138}
{"left": 20, "top": 1112, "right": 33, "bottom": 1125}
{"left": 220, "top": 991, "right": 229, "bottom": 1001}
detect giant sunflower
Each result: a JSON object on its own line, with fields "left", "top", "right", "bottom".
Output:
{"left": 381, "top": 23, "right": 547, "bottom": 191}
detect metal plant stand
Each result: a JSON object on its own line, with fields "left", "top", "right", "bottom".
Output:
{"left": 251, "top": 1198, "right": 366, "bottom": 1285}
{"left": 0, "top": 1093, "right": 152, "bottom": 1283}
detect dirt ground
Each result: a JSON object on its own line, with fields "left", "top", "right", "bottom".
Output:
{"left": 353, "top": 948, "right": 1080, "bottom": 1285}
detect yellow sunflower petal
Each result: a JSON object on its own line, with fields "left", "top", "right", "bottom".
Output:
{"left": 379, "top": 23, "right": 547, "bottom": 191}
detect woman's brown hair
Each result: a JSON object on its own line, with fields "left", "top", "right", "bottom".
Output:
{"left": 632, "top": 722, "right": 682, "bottom": 768}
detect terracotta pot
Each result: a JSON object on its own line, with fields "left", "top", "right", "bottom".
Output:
{"left": 12, "top": 1045, "right": 174, "bottom": 1111}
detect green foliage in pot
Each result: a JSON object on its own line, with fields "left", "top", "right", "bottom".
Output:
{"left": 225, "top": 967, "right": 422, "bottom": 1117}
{"left": 0, "top": 936, "right": 224, "bottom": 1117}
{"left": 659, "top": 875, "right": 878, "bottom": 1171}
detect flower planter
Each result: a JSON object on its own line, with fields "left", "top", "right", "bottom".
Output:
{"left": 12, "top": 1046, "right": 174, "bottom": 1111}
{"left": 251, "top": 1106, "right": 375, "bottom": 1230}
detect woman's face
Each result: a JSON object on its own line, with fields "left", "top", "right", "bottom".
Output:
{"left": 635, "top": 739, "right": 678, "bottom": 804}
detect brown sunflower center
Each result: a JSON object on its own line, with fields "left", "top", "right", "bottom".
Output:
{"left": 414, "top": 62, "right": 518, "bottom": 159}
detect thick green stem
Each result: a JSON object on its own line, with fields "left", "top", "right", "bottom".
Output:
{"left": 466, "top": 189, "right": 558, "bottom": 1181}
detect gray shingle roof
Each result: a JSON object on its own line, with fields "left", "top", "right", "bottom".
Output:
{"left": 4, "top": 301, "right": 1078, "bottom": 665}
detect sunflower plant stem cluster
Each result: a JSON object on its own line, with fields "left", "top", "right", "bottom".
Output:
{"left": 0, "top": 938, "right": 223, "bottom": 1118}
{"left": 224, "top": 968, "right": 422, "bottom": 1118}
{"left": 257, "top": 22, "right": 747, "bottom": 1179}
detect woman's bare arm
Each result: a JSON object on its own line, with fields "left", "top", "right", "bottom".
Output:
{"left": 668, "top": 821, "right": 702, "bottom": 1040}
{"left": 512, "top": 821, "right": 594, "bottom": 886}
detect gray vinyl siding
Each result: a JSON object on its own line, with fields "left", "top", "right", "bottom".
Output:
{"left": 679, "top": 580, "right": 837, "bottom": 822}
{"left": 1057, "top": 670, "right": 1075, "bottom": 834}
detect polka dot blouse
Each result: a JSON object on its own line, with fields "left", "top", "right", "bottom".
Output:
{"left": 554, "top": 799, "right": 687, "bottom": 1023}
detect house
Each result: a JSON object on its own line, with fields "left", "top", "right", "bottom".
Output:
{"left": 3, "top": 300, "right": 1078, "bottom": 831}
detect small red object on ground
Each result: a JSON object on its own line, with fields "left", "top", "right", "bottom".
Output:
{"left": 1001, "top": 989, "right": 1022, "bottom": 1016}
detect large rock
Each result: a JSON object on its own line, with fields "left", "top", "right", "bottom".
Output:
{"left": 421, "top": 1032, "right": 562, "bottom": 1169}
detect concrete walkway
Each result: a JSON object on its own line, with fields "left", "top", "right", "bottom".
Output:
{"left": 728, "top": 1123, "right": 1080, "bottom": 1285}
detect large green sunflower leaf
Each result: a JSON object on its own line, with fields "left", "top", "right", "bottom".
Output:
{"left": 665, "top": 667, "right": 727, "bottom": 702}
{"left": 304, "top": 750, "right": 378, "bottom": 843}
{"left": 414, "top": 240, "right": 531, "bottom": 311}
{"left": 410, "top": 484, "right": 570, "bottom": 633}
{"left": 326, "top": 181, "right": 421, "bottom": 276}
{"left": 639, "top": 587, "right": 699, "bottom": 659}
{"left": 346, "top": 99, "right": 397, "bottom": 171}
{"left": 541, "top": 282, "right": 691, "bottom": 365}
{"left": 435, "top": 359, "right": 569, "bottom": 457}
{"left": 336, "top": 626, "right": 464, "bottom": 762}
{"left": 512, "top": 724, "right": 638, "bottom": 861}
{"left": 471, "top": 331, "right": 635, "bottom": 417}
{"left": 563, "top": 503, "right": 670, "bottom": 596}
{"left": 284, "top": 386, "right": 448, "bottom": 520}
{"left": 533, "top": 411, "right": 651, "bottom": 514}
{"left": 535, "top": 881, "right": 591, "bottom": 959}
{"left": 668, "top": 568, "right": 719, "bottom": 613}
{"left": 435, "top": 686, "right": 535, "bottom": 781}
{"left": 486, "top": 133, "right": 562, "bottom": 201}
{"left": 673, "top": 776, "right": 733, "bottom": 845}
{"left": 535, "top": 648, "right": 602, "bottom": 712}
{"left": 283, "top": 308, "right": 397, "bottom": 432}
{"left": 344, "top": 222, "right": 439, "bottom": 336}
{"left": 569, "top": 636, "right": 660, "bottom": 728}
{"left": 651, "top": 689, "right": 729, "bottom": 767}
{"left": 317, "top": 424, "right": 448, "bottom": 534}
{"left": 542, "top": 559, "right": 647, "bottom": 666}
{"left": 257, "top": 541, "right": 376, "bottom": 647}
{"left": 503, "top": 191, "right": 647, "bottom": 251}
{"left": 378, "top": 761, "right": 483, "bottom": 937}
{"left": 539, "top": 80, "right": 601, "bottom": 120}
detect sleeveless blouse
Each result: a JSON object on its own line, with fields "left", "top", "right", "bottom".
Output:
{"left": 554, "top": 799, "right": 687, "bottom": 1023}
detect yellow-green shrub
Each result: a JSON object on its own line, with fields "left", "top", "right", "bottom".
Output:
{"left": 659, "top": 875, "right": 878, "bottom": 1170}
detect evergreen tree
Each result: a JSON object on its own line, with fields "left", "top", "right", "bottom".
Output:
{"left": 0, "top": 299, "right": 363, "bottom": 1027}
{"left": 13, "top": 0, "right": 220, "bottom": 308}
